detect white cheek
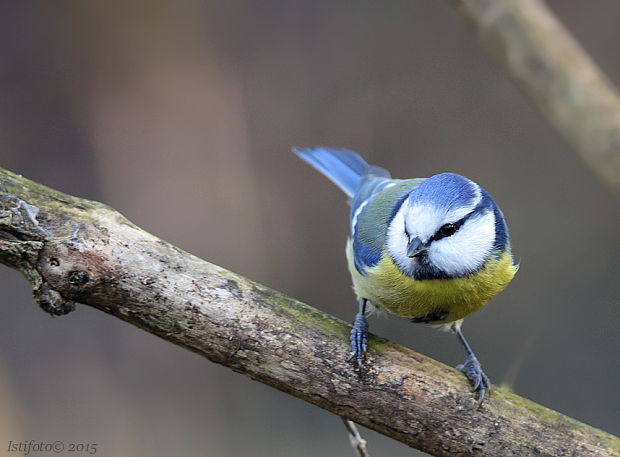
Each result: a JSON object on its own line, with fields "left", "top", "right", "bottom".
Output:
{"left": 386, "top": 203, "right": 415, "bottom": 274}
{"left": 429, "top": 211, "right": 496, "bottom": 276}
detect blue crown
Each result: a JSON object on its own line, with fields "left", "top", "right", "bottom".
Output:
{"left": 408, "top": 173, "right": 478, "bottom": 211}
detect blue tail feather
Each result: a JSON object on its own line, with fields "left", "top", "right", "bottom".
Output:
{"left": 293, "top": 147, "right": 390, "bottom": 197}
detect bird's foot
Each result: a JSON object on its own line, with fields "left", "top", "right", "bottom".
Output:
{"left": 456, "top": 355, "right": 491, "bottom": 404}
{"left": 347, "top": 312, "right": 368, "bottom": 370}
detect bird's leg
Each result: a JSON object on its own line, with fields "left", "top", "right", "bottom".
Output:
{"left": 454, "top": 326, "right": 491, "bottom": 404}
{"left": 348, "top": 298, "right": 368, "bottom": 369}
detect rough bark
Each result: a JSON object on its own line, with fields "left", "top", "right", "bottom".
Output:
{"left": 451, "top": 0, "right": 620, "bottom": 196}
{"left": 1, "top": 169, "right": 618, "bottom": 457}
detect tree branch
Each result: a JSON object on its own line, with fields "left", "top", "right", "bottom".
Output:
{"left": 451, "top": 0, "right": 620, "bottom": 196}
{"left": 1, "top": 168, "right": 618, "bottom": 457}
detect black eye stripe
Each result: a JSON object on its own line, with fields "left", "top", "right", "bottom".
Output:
{"left": 439, "top": 223, "right": 457, "bottom": 237}
{"left": 429, "top": 218, "right": 466, "bottom": 243}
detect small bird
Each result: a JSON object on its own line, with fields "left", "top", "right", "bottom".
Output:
{"left": 293, "top": 147, "right": 517, "bottom": 402}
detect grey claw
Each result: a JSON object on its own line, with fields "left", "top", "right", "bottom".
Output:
{"left": 457, "top": 356, "right": 491, "bottom": 404}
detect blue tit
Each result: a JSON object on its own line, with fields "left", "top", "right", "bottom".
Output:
{"left": 293, "top": 147, "right": 517, "bottom": 402}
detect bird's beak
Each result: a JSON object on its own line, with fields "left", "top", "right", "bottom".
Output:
{"left": 407, "top": 237, "right": 427, "bottom": 258}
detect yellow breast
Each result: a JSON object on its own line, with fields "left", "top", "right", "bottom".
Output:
{"left": 346, "top": 240, "right": 516, "bottom": 323}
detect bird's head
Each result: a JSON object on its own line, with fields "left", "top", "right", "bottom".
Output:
{"left": 386, "top": 173, "right": 508, "bottom": 279}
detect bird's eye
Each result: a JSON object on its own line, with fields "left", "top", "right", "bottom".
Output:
{"left": 439, "top": 223, "right": 457, "bottom": 237}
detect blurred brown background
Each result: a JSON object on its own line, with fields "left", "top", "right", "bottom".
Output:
{"left": 0, "top": 1, "right": 619, "bottom": 456}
